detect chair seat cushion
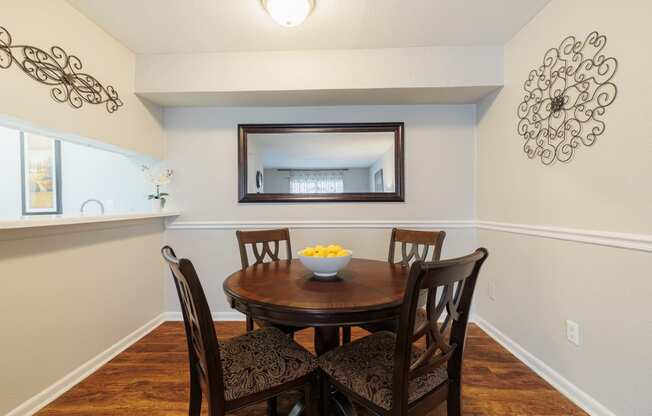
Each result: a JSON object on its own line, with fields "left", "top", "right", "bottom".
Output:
{"left": 318, "top": 331, "right": 447, "bottom": 411}
{"left": 219, "top": 327, "right": 317, "bottom": 401}
{"left": 360, "top": 307, "right": 428, "bottom": 333}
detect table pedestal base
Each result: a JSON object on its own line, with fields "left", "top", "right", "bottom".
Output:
{"left": 306, "top": 327, "right": 356, "bottom": 415}
{"left": 288, "top": 389, "right": 357, "bottom": 416}
{"left": 314, "top": 326, "right": 340, "bottom": 356}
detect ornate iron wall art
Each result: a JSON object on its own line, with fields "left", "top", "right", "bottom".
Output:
{"left": 517, "top": 31, "right": 618, "bottom": 165}
{"left": 0, "top": 26, "right": 123, "bottom": 113}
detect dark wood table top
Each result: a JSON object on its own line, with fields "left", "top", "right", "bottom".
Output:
{"left": 223, "top": 258, "right": 410, "bottom": 327}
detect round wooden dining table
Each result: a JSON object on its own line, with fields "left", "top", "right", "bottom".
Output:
{"left": 223, "top": 258, "right": 410, "bottom": 355}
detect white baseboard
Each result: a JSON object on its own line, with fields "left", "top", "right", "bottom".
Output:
{"left": 7, "top": 313, "right": 166, "bottom": 416}
{"left": 471, "top": 315, "right": 617, "bottom": 416}
{"left": 163, "top": 311, "right": 246, "bottom": 322}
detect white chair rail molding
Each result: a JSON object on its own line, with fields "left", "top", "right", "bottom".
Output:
{"left": 1, "top": 1, "right": 650, "bottom": 416}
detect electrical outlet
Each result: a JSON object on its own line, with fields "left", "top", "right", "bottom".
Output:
{"left": 566, "top": 320, "right": 580, "bottom": 346}
{"left": 488, "top": 281, "right": 496, "bottom": 301}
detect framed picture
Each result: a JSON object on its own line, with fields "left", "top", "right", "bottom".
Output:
{"left": 374, "top": 168, "right": 384, "bottom": 192}
{"left": 20, "top": 132, "right": 62, "bottom": 215}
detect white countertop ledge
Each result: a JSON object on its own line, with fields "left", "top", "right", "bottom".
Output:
{"left": 0, "top": 211, "right": 181, "bottom": 230}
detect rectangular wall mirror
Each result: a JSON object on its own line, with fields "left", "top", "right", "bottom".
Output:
{"left": 238, "top": 123, "right": 404, "bottom": 203}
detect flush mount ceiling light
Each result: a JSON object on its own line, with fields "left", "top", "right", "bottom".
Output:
{"left": 262, "top": 0, "right": 315, "bottom": 27}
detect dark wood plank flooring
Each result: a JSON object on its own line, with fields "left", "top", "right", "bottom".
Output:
{"left": 36, "top": 322, "right": 586, "bottom": 416}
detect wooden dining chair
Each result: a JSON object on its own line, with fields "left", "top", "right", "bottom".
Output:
{"left": 162, "top": 246, "right": 318, "bottom": 416}
{"left": 345, "top": 228, "right": 446, "bottom": 341}
{"left": 236, "top": 228, "right": 293, "bottom": 270}
{"left": 319, "top": 248, "right": 488, "bottom": 416}
{"left": 235, "top": 228, "right": 308, "bottom": 336}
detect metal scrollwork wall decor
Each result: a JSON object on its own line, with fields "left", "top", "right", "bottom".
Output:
{"left": 517, "top": 31, "right": 618, "bottom": 165}
{"left": 0, "top": 26, "right": 123, "bottom": 113}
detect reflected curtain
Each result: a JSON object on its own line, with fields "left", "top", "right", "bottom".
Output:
{"left": 289, "top": 171, "right": 344, "bottom": 193}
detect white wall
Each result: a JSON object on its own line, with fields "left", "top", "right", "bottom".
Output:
{"left": 0, "top": 0, "right": 164, "bottom": 158}
{"left": 61, "top": 141, "right": 151, "bottom": 215}
{"left": 475, "top": 1, "right": 652, "bottom": 415}
{"left": 164, "top": 105, "right": 477, "bottom": 313}
{"left": 262, "top": 169, "right": 288, "bottom": 193}
{"left": 0, "top": 125, "right": 151, "bottom": 219}
{"left": 344, "top": 168, "right": 371, "bottom": 192}
{"left": 246, "top": 139, "right": 264, "bottom": 193}
{"left": 369, "top": 146, "right": 396, "bottom": 192}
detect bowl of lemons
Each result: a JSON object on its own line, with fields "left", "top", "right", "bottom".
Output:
{"left": 298, "top": 244, "right": 352, "bottom": 279}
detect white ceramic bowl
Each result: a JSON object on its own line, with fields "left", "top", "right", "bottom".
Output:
{"left": 298, "top": 250, "right": 353, "bottom": 279}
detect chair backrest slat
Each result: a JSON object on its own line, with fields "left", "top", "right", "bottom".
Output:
{"left": 391, "top": 248, "right": 488, "bottom": 414}
{"left": 236, "top": 228, "right": 292, "bottom": 269}
{"left": 388, "top": 228, "right": 446, "bottom": 266}
{"left": 162, "top": 246, "right": 226, "bottom": 414}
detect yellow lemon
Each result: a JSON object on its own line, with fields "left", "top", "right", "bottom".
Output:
{"left": 327, "top": 253, "right": 336, "bottom": 258}
{"left": 302, "top": 248, "right": 315, "bottom": 257}
{"left": 336, "top": 250, "right": 349, "bottom": 257}
{"left": 314, "top": 248, "right": 327, "bottom": 257}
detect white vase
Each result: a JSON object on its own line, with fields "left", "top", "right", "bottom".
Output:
{"left": 150, "top": 199, "right": 161, "bottom": 212}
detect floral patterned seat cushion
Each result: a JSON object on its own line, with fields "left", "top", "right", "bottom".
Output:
{"left": 318, "top": 331, "right": 447, "bottom": 410}
{"left": 219, "top": 327, "right": 317, "bottom": 401}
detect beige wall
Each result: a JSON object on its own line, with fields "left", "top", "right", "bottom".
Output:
{"left": 0, "top": 0, "right": 164, "bottom": 158}
{"left": 164, "top": 105, "right": 478, "bottom": 313}
{"left": 0, "top": 221, "right": 166, "bottom": 415}
{"left": 475, "top": 1, "right": 652, "bottom": 415}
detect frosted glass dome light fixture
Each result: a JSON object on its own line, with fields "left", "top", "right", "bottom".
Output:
{"left": 262, "top": 0, "right": 315, "bottom": 27}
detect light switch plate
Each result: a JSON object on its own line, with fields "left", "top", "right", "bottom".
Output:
{"left": 566, "top": 320, "right": 580, "bottom": 346}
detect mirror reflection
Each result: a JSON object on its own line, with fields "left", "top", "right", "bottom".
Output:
{"left": 247, "top": 132, "right": 396, "bottom": 194}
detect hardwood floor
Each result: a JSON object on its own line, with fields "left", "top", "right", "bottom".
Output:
{"left": 37, "top": 322, "right": 586, "bottom": 416}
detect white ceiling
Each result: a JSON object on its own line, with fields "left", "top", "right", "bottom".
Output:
{"left": 68, "top": 0, "right": 550, "bottom": 54}
{"left": 250, "top": 132, "right": 394, "bottom": 168}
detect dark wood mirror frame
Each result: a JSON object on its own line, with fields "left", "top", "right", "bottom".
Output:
{"left": 238, "top": 122, "right": 405, "bottom": 203}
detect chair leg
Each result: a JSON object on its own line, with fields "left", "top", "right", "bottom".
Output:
{"left": 267, "top": 396, "right": 278, "bottom": 416}
{"left": 320, "top": 373, "right": 330, "bottom": 416}
{"left": 188, "top": 371, "right": 202, "bottom": 416}
{"left": 246, "top": 314, "right": 254, "bottom": 332}
{"left": 342, "top": 326, "right": 351, "bottom": 344}
{"left": 446, "top": 380, "right": 461, "bottom": 416}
